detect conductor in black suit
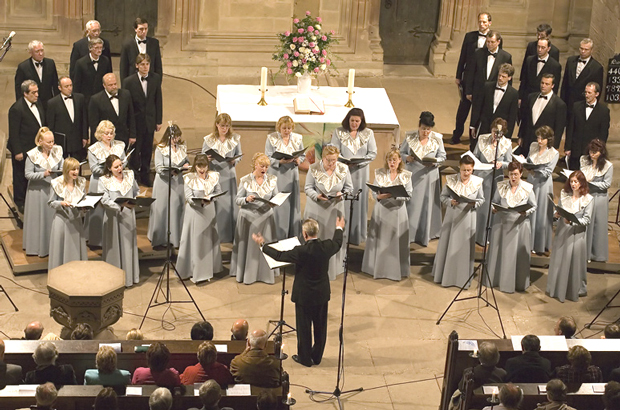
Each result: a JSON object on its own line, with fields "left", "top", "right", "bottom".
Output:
{"left": 119, "top": 17, "right": 163, "bottom": 81}
{"left": 46, "top": 77, "right": 88, "bottom": 159}
{"left": 14, "top": 40, "right": 58, "bottom": 106}
{"left": 88, "top": 73, "right": 136, "bottom": 147}
{"left": 518, "top": 74, "right": 567, "bottom": 156}
{"left": 252, "top": 217, "right": 345, "bottom": 367}
{"left": 519, "top": 23, "right": 560, "bottom": 83}
{"left": 470, "top": 63, "right": 518, "bottom": 139}
{"left": 72, "top": 38, "right": 113, "bottom": 104}
{"left": 69, "top": 20, "right": 112, "bottom": 78}
{"left": 565, "top": 82, "right": 610, "bottom": 170}
{"left": 122, "top": 53, "right": 163, "bottom": 185}
{"left": 560, "top": 38, "right": 604, "bottom": 118}
{"left": 518, "top": 39, "right": 562, "bottom": 102}
{"left": 8, "top": 80, "right": 45, "bottom": 211}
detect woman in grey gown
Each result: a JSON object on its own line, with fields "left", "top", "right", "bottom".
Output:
{"left": 581, "top": 139, "right": 613, "bottom": 262}
{"left": 525, "top": 126, "right": 559, "bottom": 255}
{"left": 177, "top": 154, "right": 223, "bottom": 283}
{"left": 433, "top": 155, "right": 485, "bottom": 289}
{"left": 87, "top": 121, "right": 127, "bottom": 248}
{"left": 147, "top": 124, "right": 190, "bottom": 248}
{"left": 362, "top": 149, "right": 412, "bottom": 280}
{"left": 231, "top": 153, "right": 280, "bottom": 284}
{"left": 400, "top": 111, "right": 446, "bottom": 246}
{"left": 486, "top": 161, "right": 537, "bottom": 293}
{"left": 547, "top": 170, "right": 593, "bottom": 302}
{"left": 48, "top": 158, "right": 88, "bottom": 270}
{"left": 304, "top": 145, "right": 353, "bottom": 280}
{"left": 330, "top": 108, "right": 377, "bottom": 245}
{"left": 265, "top": 116, "right": 305, "bottom": 240}
{"left": 23, "top": 127, "right": 64, "bottom": 257}
{"left": 472, "top": 117, "right": 511, "bottom": 246}
{"left": 99, "top": 155, "right": 140, "bottom": 287}
{"left": 202, "top": 113, "right": 242, "bottom": 243}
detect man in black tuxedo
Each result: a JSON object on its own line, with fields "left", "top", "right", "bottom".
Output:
{"left": 72, "top": 38, "right": 113, "bottom": 104}
{"left": 560, "top": 38, "right": 604, "bottom": 119}
{"left": 122, "top": 53, "right": 163, "bottom": 186}
{"left": 8, "top": 80, "right": 45, "bottom": 211}
{"left": 46, "top": 77, "right": 88, "bottom": 160}
{"left": 470, "top": 63, "right": 518, "bottom": 139}
{"left": 88, "top": 73, "right": 136, "bottom": 148}
{"left": 519, "top": 23, "right": 560, "bottom": 81}
{"left": 119, "top": 17, "right": 163, "bottom": 81}
{"left": 518, "top": 74, "right": 567, "bottom": 156}
{"left": 14, "top": 41, "right": 58, "bottom": 106}
{"left": 519, "top": 39, "right": 562, "bottom": 102}
{"left": 69, "top": 20, "right": 112, "bottom": 78}
{"left": 505, "top": 335, "right": 551, "bottom": 383}
{"left": 565, "top": 82, "right": 610, "bottom": 170}
{"left": 451, "top": 12, "right": 493, "bottom": 144}
{"left": 253, "top": 217, "right": 345, "bottom": 367}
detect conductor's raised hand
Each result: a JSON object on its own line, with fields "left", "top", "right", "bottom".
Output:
{"left": 336, "top": 216, "right": 345, "bottom": 229}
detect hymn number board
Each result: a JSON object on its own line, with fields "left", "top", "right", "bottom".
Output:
{"left": 605, "top": 56, "right": 620, "bottom": 103}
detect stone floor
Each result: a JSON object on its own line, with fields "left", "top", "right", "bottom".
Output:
{"left": 0, "top": 69, "right": 620, "bottom": 410}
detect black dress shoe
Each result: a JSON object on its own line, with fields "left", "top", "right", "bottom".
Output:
{"left": 449, "top": 138, "right": 461, "bottom": 145}
{"left": 292, "top": 355, "right": 312, "bottom": 367}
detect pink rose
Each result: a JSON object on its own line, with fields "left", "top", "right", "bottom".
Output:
{"left": 308, "top": 26, "right": 314, "bottom": 32}
{"left": 314, "top": 67, "right": 320, "bottom": 73}
{"left": 330, "top": 30, "right": 335, "bottom": 35}
{"left": 283, "top": 53, "right": 289, "bottom": 59}
{"left": 322, "top": 49, "right": 327, "bottom": 56}
{"left": 294, "top": 51, "right": 300, "bottom": 57}
{"left": 298, "top": 37, "right": 304, "bottom": 43}
{"left": 292, "top": 37, "right": 297, "bottom": 42}
{"left": 284, "top": 31, "right": 290, "bottom": 36}
{"left": 306, "top": 10, "right": 311, "bottom": 16}
{"left": 293, "top": 18, "right": 299, "bottom": 23}
{"left": 298, "top": 28, "right": 304, "bottom": 34}
{"left": 302, "top": 58, "right": 307, "bottom": 64}
{"left": 287, "top": 68, "right": 293, "bottom": 74}
{"left": 309, "top": 42, "right": 315, "bottom": 47}
{"left": 317, "top": 17, "right": 322, "bottom": 23}
{"left": 286, "top": 61, "right": 292, "bottom": 67}
{"left": 326, "top": 59, "right": 331, "bottom": 65}
{"left": 321, "top": 35, "right": 327, "bottom": 41}
{"left": 320, "top": 57, "right": 325, "bottom": 63}
{"left": 312, "top": 49, "right": 319, "bottom": 54}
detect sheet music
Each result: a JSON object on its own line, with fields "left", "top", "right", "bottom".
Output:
{"left": 226, "top": 384, "right": 251, "bottom": 396}
{"left": 461, "top": 151, "right": 493, "bottom": 170}
{"left": 262, "top": 237, "right": 302, "bottom": 269}
{"left": 458, "top": 339, "right": 479, "bottom": 351}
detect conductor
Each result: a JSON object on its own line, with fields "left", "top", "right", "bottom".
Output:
{"left": 252, "top": 216, "right": 345, "bottom": 367}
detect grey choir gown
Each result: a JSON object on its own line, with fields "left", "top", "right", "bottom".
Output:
{"left": 400, "top": 130, "right": 446, "bottom": 246}
{"left": 526, "top": 143, "right": 559, "bottom": 254}
{"left": 432, "top": 174, "right": 485, "bottom": 289}
{"left": 304, "top": 161, "right": 353, "bottom": 280}
{"left": 47, "top": 176, "right": 88, "bottom": 270}
{"left": 265, "top": 131, "right": 305, "bottom": 240}
{"left": 547, "top": 191, "right": 593, "bottom": 302}
{"left": 86, "top": 141, "right": 127, "bottom": 247}
{"left": 472, "top": 134, "right": 512, "bottom": 245}
{"left": 581, "top": 156, "right": 613, "bottom": 262}
{"left": 202, "top": 133, "right": 242, "bottom": 243}
{"left": 231, "top": 173, "right": 280, "bottom": 284}
{"left": 485, "top": 180, "right": 537, "bottom": 293}
{"left": 147, "top": 145, "right": 189, "bottom": 248}
{"left": 23, "top": 146, "right": 64, "bottom": 257}
{"left": 330, "top": 127, "right": 377, "bottom": 245}
{"left": 177, "top": 171, "right": 223, "bottom": 283}
{"left": 99, "top": 170, "right": 140, "bottom": 287}
{"left": 361, "top": 168, "right": 413, "bottom": 280}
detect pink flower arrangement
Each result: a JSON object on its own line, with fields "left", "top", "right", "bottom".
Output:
{"left": 293, "top": 18, "right": 299, "bottom": 23}
{"left": 284, "top": 31, "right": 290, "bottom": 36}
{"left": 283, "top": 53, "right": 289, "bottom": 59}
{"left": 308, "top": 26, "right": 314, "bottom": 32}
{"left": 306, "top": 11, "right": 311, "bottom": 16}
{"left": 317, "top": 17, "right": 322, "bottom": 23}
{"left": 321, "top": 35, "right": 327, "bottom": 41}
{"left": 294, "top": 51, "right": 300, "bottom": 57}
{"left": 314, "top": 67, "right": 320, "bottom": 72}
{"left": 298, "top": 28, "right": 304, "bottom": 34}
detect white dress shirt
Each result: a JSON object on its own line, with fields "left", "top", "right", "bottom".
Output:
{"left": 27, "top": 101, "right": 42, "bottom": 126}
{"left": 536, "top": 55, "right": 548, "bottom": 76}
{"left": 493, "top": 84, "right": 507, "bottom": 113}
{"left": 486, "top": 49, "right": 497, "bottom": 80}
{"left": 32, "top": 58, "right": 43, "bottom": 81}
{"left": 136, "top": 36, "right": 147, "bottom": 54}
{"left": 585, "top": 100, "right": 596, "bottom": 120}
{"left": 62, "top": 94, "right": 75, "bottom": 123}
{"left": 105, "top": 90, "right": 120, "bottom": 116}
{"left": 532, "top": 91, "right": 553, "bottom": 124}
{"left": 576, "top": 56, "right": 591, "bottom": 78}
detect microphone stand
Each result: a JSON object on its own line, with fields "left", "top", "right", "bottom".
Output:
{"left": 0, "top": 37, "right": 12, "bottom": 62}
{"left": 140, "top": 124, "right": 205, "bottom": 328}
{"left": 306, "top": 188, "right": 364, "bottom": 410}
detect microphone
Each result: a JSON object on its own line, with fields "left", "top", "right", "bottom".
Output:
{"left": 495, "top": 124, "right": 503, "bottom": 138}
{"left": 1, "top": 31, "right": 15, "bottom": 50}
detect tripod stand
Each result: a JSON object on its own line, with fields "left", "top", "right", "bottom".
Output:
{"left": 585, "top": 284, "right": 620, "bottom": 329}
{"left": 306, "top": 189, "right": 363, "bottom": 410}
{"left": 436, "top": 131, "right": 506, "bottom": 339}
{"left": 269, "top": 264, "right": 296, "bottom": 338}
{"left": 140, "top": 124, "right": 205, "bottom": 328}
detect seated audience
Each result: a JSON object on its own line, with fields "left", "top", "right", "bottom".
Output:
{"left": 94, "top": 387, "right": 119, "bottom": 410}
{"left": 458, "top": 341, "right": 506, "bottom": 391}
{"left": 554, "top": 317, "right": 577, "bottom": 339}
{"left": 126, "top": 328, "right": 145, "bottom": 340}
{"left": 24, "top": 321, "right": 45, "bottom": 340}
{"left": 71, "top": 323, "right": 94, "bottom": 340}
{"left": 29, "top": 382, "right": 58, "bottom": 410}
{"left": 257, "top": 390, "right": 278, "bottom": 410}
{"left": 192, "top": 321, "right": 214, "bottom": 340}
{"left": 132, "top": 342, "right": 181, "bottom": 386}
{"left": 505, "top": 335, "right": 551, "bottom": 382}
{"left": 0, "top": 339, "right": 23, "bottom": 384}
{"left": 231, "top": 319, "right": 249, "bottom": 341}
{"left": 24, "top": 342, "right": 77, "bottom": 386}
{"left": 605, "top": 324, "right": 620, "bottom": 339}
{"left": 180, "top": 341, "right": 234, "bottom": 387}
{"left": 555, "top": 345, "right": 603, "bottom": 383}
{"left": 149, "top": 387, "right": 173, "bottom": 410}
{"left": 482, "top": 383, "right": 523, "bottom": 410}
{"left": 188, "top": 379, "right": 234, "bottom": 410}
{"left": 605, "top": 381, "right": 620, "bottom": 410}
{"left": 85, "top": 345, "right": 131, "bottom": 386}
{"left": 535, "top": 379, "right": 576, "bottom": 410}
{"left": 230, "top": 329, "right": 280, "bottom": 388}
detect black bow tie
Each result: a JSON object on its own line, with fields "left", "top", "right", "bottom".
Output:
{"left": 141, "top": 76, "right": 148, "bottom": 82}
{"left": 488, "top": 51, "right": 497, "bottom": 57}
{"left": 478, "top": 33, "right": 487, "bottom": 37}
{"left": 30, "top": 102, "right": 36, "bottom": 108}
{"left": 110, "top": 95, "right": 118, "bottom": 100}
{"left": 137, "top": 39, "right": 147, "bottom": 44}
{"left": 578, "top": 59, "right": 587, "bottom": 64}
{"left": 92, "top": 60, "right": 99, "bottom": 64}
{"left": 538, "top": 59, "right": 547, "bottom": 63}
{"left": 495, "top": 87, "right": 505, "bottom": 92}
{"left": 64, "top": 95, "right": 73, "bottom": 100}
{"left": 538, "top": 95, "right": 548, "bottom": 100}
{"left": 586, "top": 103, "right": 595, "bottom": 108}
{"left": 34, "top": 62, "right": 42, "bottom": 68}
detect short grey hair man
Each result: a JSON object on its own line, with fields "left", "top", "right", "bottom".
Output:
{"left": 33, "top": 342, "right": 58, "bottom": 366}
{"left": 198, "top": 379, "right": 223, "bottom": 408}
{"left": 149, "top": 387, "right": 172, "bottom": 410}
{"left": 248, "top": 329, "right": 268, "bottom": 350}
{"left": 28, "top": 40, "right": 44, "bottom": 52}
{"left": 35, "top": 382, "right": 57, "bottom": 407}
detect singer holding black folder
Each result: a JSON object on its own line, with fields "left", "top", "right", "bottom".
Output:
{"left": 362, "top": 149, "right": 412, "bottom": 280}
{"left": 99, "top": 154, "right": 140, "bottom": 287}
{"left": 547, "top": 170, "right": 593, "bottom": 302}
{"left": 485, "top": 160, "right": 536, "bottom": 293}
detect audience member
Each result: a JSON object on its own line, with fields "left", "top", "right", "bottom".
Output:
{"left": 605, "top": 381, "right": 620, "bottom": 410}
{"left": 188, "top": 379, "right": 234, "bottom": 410}
{"left": 191, "top": 321, "right": 214, "bottom": 341}
{"left": 94, "top": 387, "right": 119, "bottom": 410}
{"left": 458, "top": 342, "right": 506, "bottom": 391}
{"left": 126, "top": 328, "right": 145, "bottom": 340}
{"left": 0, "top": 339, "right": 23, "bottom": 384}
{"left": 605, "top": 324, "right": 620, "bottom": 339}
{"left": 132, "top": 342, "right": 181, "bottom": 386}
{"left": 555, "top": 345, "right": 603, "bottom": 383}
{"left": 554, "top": 316, "right": 577, "bottom": 339}
{"left": 71, "top": 323, "right": 94, "bottom": 340}
{"left": 534, "top": 379, "right": 576, "bottom": 410}
{"left": 257, "top": 390, "right": 278, "bottom": 410}
{"left": 24, "top": 321, "right": 45, "bottom": 340}
{"left": 32, "top": 382, "right": 58, "bottom": 410}
{"left": 482, "top": 383, "right": 523, "bottom": 410}
{"left": 180, "top": 341, "right": 234, "bottom": 387}
{"left": 230, "top": 329, "right": 280, "bottom": 388}
{"left": 149, "top": 387, "right": 173, "bottom": 410}
{"left": 24, "top": 342, "right": 77, "bottom": 386}
{"left": 85, "top": 345, "right": 131, "bottom": 386}
{"left": 231, "top": 319, "right": 249, "bottom": 341}
{"left": 505, "top": 335, "right": 551, "bottom": 382}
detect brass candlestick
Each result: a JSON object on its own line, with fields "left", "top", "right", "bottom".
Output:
{"left": 344, "top": 90, "right": 355, "bottom": 107}
{"left": 257, "top": 88, "right": 268, "bottom": 106}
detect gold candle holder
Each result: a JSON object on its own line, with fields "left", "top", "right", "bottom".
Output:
{"left": 257, "top": 88, "right": 268, "bottom": 106}
{"left": 344, "top": 90, "right": 355, "bottom": 108}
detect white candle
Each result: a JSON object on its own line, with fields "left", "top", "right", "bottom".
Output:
{"left": 347, "top": 69, "right": 355, "bottom": 94}
{"left": 287, "top": 392, "right": 292, "bottom": 403}
{"left": 260, "top": 67, "right": 268, "bottom": 92}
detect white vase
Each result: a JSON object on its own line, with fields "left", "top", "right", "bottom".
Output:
{"left": 297, "top": 73, "right": 312, "bottom": 94}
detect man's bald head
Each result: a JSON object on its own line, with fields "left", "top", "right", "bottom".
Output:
{"left": 102, "top": 73, "right": 118, "bottom": 95}
{"left": 231, "top": 319, "right": 249, "bottom": 340}
{"left": 24, "top": 321, "right": 44, "bottom": 340}
{"left": 248, "top": 329, "right": 268, "bottom": 350}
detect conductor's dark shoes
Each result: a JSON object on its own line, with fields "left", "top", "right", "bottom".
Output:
{"left": 292, "top": 355, "right": 312, "bottom": 367}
